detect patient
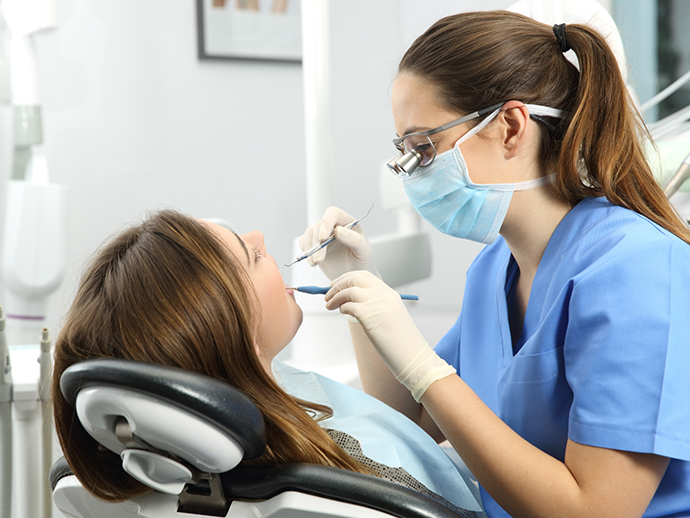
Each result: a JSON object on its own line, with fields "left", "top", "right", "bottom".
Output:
{"left": 53, "top": 210, "right": 479, "bottom": 515}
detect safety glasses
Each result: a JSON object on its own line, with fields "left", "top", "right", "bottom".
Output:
{"left": 387, "top": 102, "right": 504, "bottom": 178}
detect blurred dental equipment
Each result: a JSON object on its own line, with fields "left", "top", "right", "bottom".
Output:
{"left": 0, "top": 308, "right": 11, "bottom": 518}
{"left": 3, "top": 159, "right": 67, "bottom": 343}
{"left": 285, "top": 0, "right": 431, "bottom": 385}
{"left": 287, "top": 285, "right": 419, "bottom": 301}
{"left": 643, "top": 70, "right": 690, "bottom": 203}
{"left": 0, "top": 1, "right": 63, "bottom": 518}
{"left": 646, "top": 70, "right": 690, "bottom": 145}
{"left": 640, "top": 68, "right": 690, "bottom": 227}
{"left": 2, "top": 0, "right": 65, "bottom": 345}
{"left": 282, "top": 204, "right": 373, "bottom": 270}
{"left": 302, "top": 0, "right": 332, "bottom": 226}
{"left": 663, "top": 151, "right": 690, "bottom": 199}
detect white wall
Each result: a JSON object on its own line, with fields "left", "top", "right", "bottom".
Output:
{"left": 33, "top": 0, "right": 307, "bottom": 331}
{"left": 7, "top": 0, "right": 515, "bottom": 350}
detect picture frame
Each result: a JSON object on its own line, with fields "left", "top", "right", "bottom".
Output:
{"left": 196, "top": 0, "right": 302, "bottom": 63}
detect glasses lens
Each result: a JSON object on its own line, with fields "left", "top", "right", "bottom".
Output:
{"left": 403, "top": 136, "right": 435, "bottom": 166}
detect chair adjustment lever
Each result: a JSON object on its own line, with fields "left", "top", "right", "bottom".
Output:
{"left": 178, "top": 472, "right": 230, "bottom": 517}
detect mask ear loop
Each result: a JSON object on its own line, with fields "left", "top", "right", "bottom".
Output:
{"left": 455, "top": 108, "right": 502, "bottom": 147}
{"left": 456, "top": 104, "right": 561, "bottom": 191}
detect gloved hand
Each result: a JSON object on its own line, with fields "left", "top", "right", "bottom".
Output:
{"left": 324, "top": 271, "right": 455, "bottom": 402}
{"left": 298, "top": 206, "right": 379, "bottom": 281}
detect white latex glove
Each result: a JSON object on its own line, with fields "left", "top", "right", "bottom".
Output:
{"left": 298, "top": 206, "right": 379, "bottom": 281}
{"left": 325, "top": 271, "right": 455, "bottom": 402}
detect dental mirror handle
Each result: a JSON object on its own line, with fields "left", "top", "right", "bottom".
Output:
{"left": 289, "top": 285, "right": 418, "bottom": 301}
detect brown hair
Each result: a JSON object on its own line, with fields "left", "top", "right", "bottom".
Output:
{"left": 53, "top": 210, "right": 370, "bottom": 502}
{"left": 399, "top": 10, "right": 690, "bottom": 244}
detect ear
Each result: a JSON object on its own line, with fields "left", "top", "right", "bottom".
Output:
{"left": 497, "top": 101, "right": 530, "bottom": 160}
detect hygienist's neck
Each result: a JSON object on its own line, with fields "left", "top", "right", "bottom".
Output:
{"left": 500, "top": 185, "right": 571, "bottom": 279}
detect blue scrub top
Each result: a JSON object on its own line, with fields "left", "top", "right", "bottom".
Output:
{"left": 435, "top": 197, "right": 690, "bottom": 518}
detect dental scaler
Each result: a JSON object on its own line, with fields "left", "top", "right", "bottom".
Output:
{"left": 283, "top": 204, "right": 373, "bottom": 269}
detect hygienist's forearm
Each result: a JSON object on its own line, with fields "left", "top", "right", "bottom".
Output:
{"left": 421, "top": 375, "right": 667, "bottom": 518}
{"left": 348, "top": 322, "right": 435, "bottom": 430}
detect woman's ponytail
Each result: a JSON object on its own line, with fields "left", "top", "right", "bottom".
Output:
{"left": 555, "top": 24, "right": 690, "bottom": 243}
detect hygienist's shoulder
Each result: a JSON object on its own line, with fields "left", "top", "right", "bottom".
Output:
{"left": 571, "top": 197, "right": 690, "bottom": 262}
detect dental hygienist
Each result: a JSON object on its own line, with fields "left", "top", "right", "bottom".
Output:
{"left": 299, "top": 11, "right": 690, "bottom": 518}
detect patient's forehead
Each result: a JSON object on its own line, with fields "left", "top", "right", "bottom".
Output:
{"left": 196, "top": 219, "right": 247, "bottom": 265}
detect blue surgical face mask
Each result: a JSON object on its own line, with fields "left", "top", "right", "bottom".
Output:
{"left": 402, "top": 105, "right": 563, "bottom": 245}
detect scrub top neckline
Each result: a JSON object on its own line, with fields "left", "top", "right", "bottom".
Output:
{"left": 496, "top": 197, "right": 590, "bottom": 364}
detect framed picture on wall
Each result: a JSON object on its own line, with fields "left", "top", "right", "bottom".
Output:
{"left": 196, "top": 0, "right": 302, "bottom": 63}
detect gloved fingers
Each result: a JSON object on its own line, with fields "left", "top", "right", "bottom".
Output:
{"left": 298, "top": 226, "right": 316, "bottom": 253}
{"left": 297, "top": 227, "right": 324, "bottom": 266}
{"left": 323, "top": 284, "right": 376, "bottom": 312}
{"left": 299, "top": 207, "right": 358, "bottom": 267}
{"left": 337, "top": 301, "right": 364, "bottom": 322}
{"left": 298, "top": 207, "right": 352, "bottom": 251}
{"left": 307, "top": 248, "right": 327, "bottom": 267}
{"left": 316, "top": 206, "right": 356, "bottom": 242}
{"left": 324, "top": 272, "right": 396, "bottom": 312}
{"left": 328, "top": 270, "right": 384, "bottom": 293}
{"left": 332, "top": 226, "right": 370, "bottom": 260}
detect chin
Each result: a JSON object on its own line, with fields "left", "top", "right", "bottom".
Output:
{"left": 292, "top": 306, "right": 304, "bottom": 334}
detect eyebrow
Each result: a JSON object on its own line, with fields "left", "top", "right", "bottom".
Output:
{"left": 399, "top": 125, "right": 432, "bottom": 137}
{"left": 233, "top": 232, "right": 251, "bottom": 266}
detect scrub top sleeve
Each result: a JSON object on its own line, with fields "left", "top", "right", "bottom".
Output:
{"left": 564, "top": 238, "right": 690, "bottom": 461}
{"left": 434, "top": 315, "right": 462, "bottom": 372}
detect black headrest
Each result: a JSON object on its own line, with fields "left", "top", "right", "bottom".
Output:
{"left": 60, "top": 359, "right": 266, "bottom": 459}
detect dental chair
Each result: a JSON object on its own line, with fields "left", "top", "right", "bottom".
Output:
{"left": 50, "top": 359, "right": 470, "bottom": 518}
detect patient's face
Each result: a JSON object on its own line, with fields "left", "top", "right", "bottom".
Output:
{"left": 204, "top": 222, "right": 303, "bottom": 366}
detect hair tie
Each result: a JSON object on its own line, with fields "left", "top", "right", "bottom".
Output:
{"left": 553, "top": 23, "right": 570, "bottom": 53}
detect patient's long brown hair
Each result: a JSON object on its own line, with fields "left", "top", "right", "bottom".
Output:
{"left": 53, "top": 210, "right": 370, "bottom": 502}
{"left": 399, "top": 10, "right": 690, "bottom": 244}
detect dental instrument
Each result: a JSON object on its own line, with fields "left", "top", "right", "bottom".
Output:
{"left": 39, "top": 328, "right": 52, "bottom": 518}
{"left": 0, "top": 308, "right": 12, "bottom": 518}
{"left": 282, "top": 205, "right": 373, "bottom": 270}
{"left": 663, "top": 150, "right": 690, "bottom": 199}
{"left": 287, "top": 285, "right": 418, "bottom": 301}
